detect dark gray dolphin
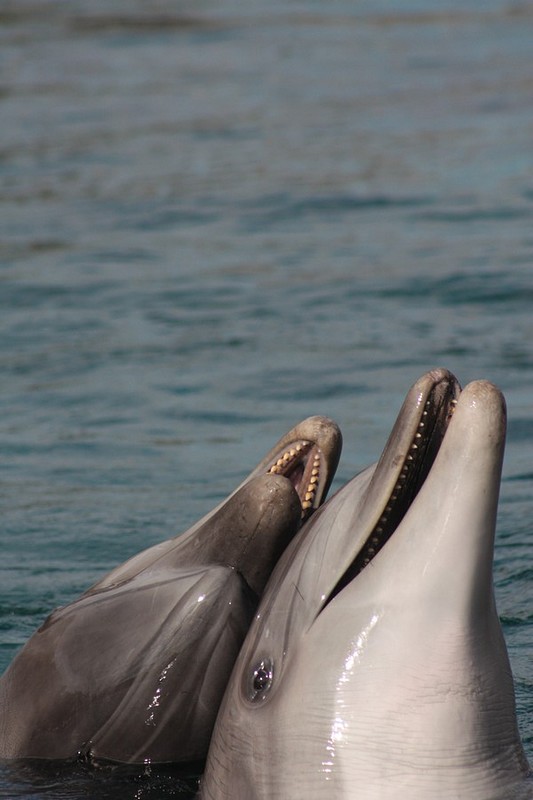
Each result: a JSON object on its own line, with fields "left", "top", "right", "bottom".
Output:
{"left": 201, "top": 372, "right": 532, "bottom": 800}
{"left": 0, "top": 416, "right": 342, "bottom": 765}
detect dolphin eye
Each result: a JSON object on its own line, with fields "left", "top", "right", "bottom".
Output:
{"left": 248, "top": 658, "right": 273, "bottom": 701}
{"left": 253, "top": 665, "right": 271, "bottom": 692}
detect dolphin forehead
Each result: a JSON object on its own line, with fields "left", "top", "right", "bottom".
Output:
{"left": 0, "top": 563, "right": 256, "bottom": 763}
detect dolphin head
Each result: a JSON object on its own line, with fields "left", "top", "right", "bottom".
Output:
{"left": 202, "top": 370, "right": 532, "bottom": 800}
{"left": 0, "top": 417, "right": 341, "bottom": 765}
{"left": 90, "top": 414, "right": 342, "bottom": 593}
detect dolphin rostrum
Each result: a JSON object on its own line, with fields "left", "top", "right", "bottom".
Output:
{"left": 0, "top": 416, "right": 341, "bottom": 765}
{"left": 201, "top": 370, "right": 533, "bottom": 800}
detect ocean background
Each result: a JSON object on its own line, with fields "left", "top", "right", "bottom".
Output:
{"left": 1, "top": 0, "right": 533, "bottom": 797}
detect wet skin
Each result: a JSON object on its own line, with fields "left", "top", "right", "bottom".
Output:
{"left": 201, "top": 371, "right": 532, "bottom": 800}
{"left": 0, "top": 417, "right": 341, "bottom": 765}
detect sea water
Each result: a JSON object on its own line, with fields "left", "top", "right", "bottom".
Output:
{"left": 1, "top": 0, "right": 533, "bottom": 796}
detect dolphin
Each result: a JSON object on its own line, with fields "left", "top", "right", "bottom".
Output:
{"left": 201, "top": 370, "right": 533, "bottom": 800}
{"left": 0, "top": 416, "right": 342, "bottom": 765}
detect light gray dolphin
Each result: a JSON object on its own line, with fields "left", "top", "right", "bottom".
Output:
{"left": 0, "top": 416, "right": 341, "bottom": 765}
{"left": 201, "top": 370, "right": 533, "bottom": 800}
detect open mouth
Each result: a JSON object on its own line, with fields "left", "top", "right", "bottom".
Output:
{"left": 326, "top": 369, "right": 461, "bottom": 604}
{"left": 261, "top": 417, "right": 342, "bottom": 521}
{"left": 268, "top": 440, "right": 326, "bottom": 519}
{"left": 267, "top": 441, "right": 329, "bottom": 519}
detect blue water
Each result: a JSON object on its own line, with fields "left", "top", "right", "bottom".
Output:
{"left": 1, "top": 0, "right": 533, "bottom": 796}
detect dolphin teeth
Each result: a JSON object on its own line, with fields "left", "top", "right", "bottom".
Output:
{"left": 267, "top": 441, "right": 312, "bottom": 476}
{"left": 267, "top": 441, "right": 324, "bottom": 519}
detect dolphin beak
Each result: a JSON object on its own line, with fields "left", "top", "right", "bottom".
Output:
{"left": 326, "top": 368, "right": 461, "bottom": 604}
{"left": 255, "top": 416, "right": 342, "bottom": 520}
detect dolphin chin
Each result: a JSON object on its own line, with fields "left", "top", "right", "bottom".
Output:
{"left": 0, "top": 416, "right": 342, "bottom": 765}
{"left": 201, "top": 369, "right": 533, "bottom": 800}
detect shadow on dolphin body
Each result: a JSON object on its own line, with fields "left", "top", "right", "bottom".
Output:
{"left": 201, "top": 369, "right": 533, "bottom": 800}
{"left": 0, "top": 416, "right": 341, "bottom": 766}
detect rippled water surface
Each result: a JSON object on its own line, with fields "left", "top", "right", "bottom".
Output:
{"left": 1, "top": 0, "right": 533, "bottom": 797}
